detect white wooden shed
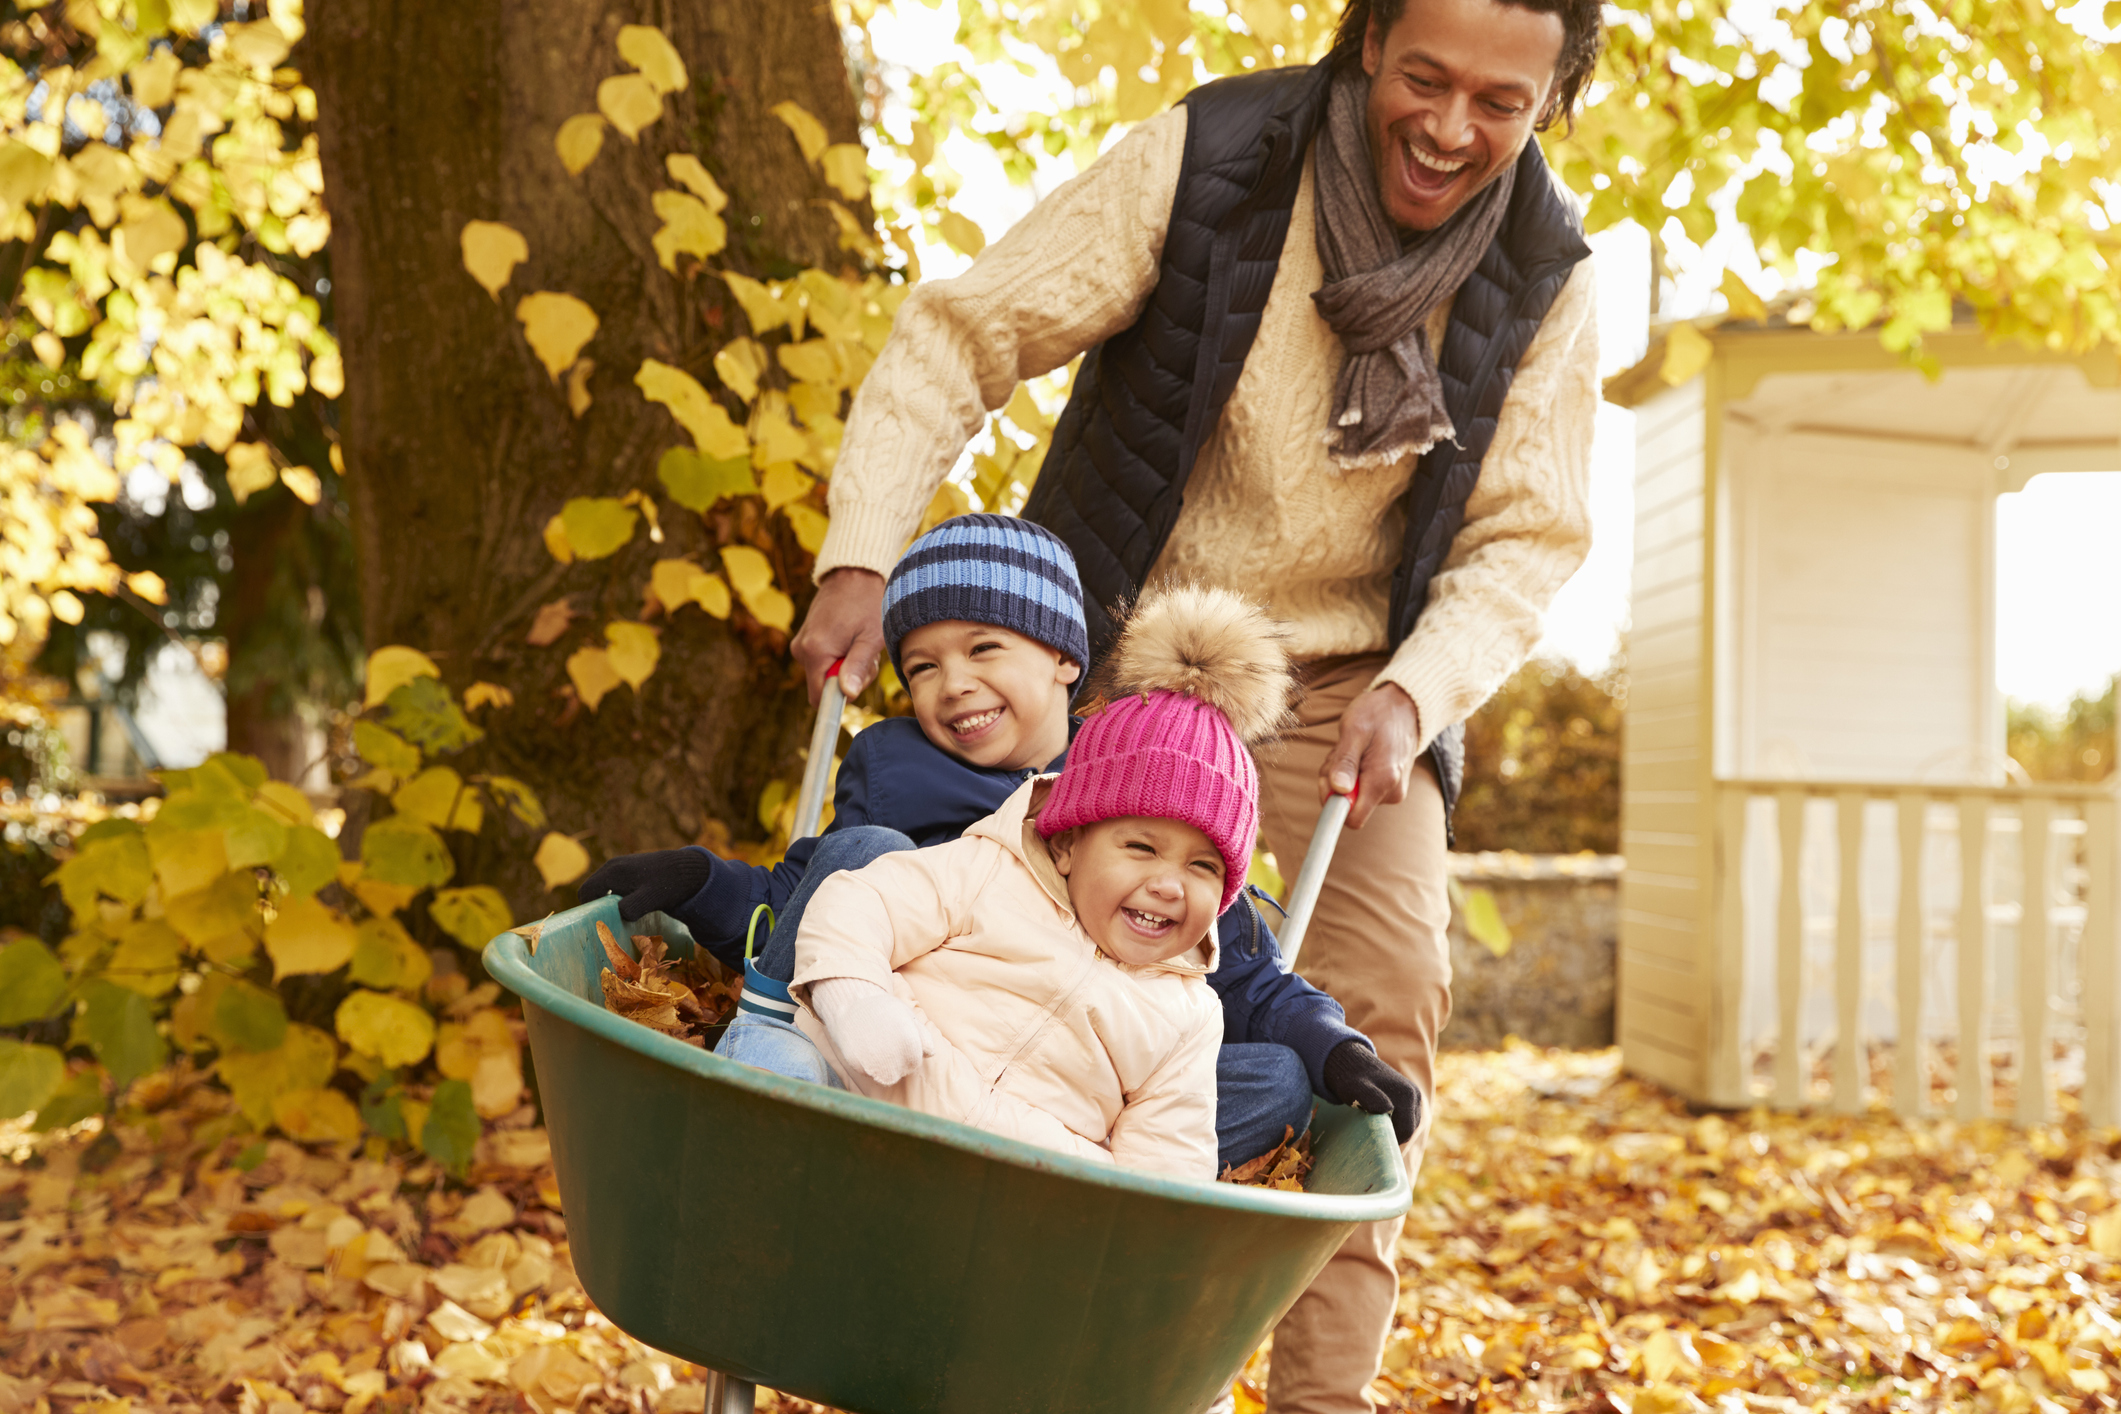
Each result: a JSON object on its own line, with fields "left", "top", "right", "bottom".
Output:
{"left": 1603, "top": 322, "right": 2121, "bottom": 1125}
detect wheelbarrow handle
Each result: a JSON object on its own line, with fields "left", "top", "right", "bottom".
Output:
{"left": 1275, "top": 784, "right": 1356, "bottom": 970}
{"left": 790, "top": 659, "right": 847, "bottom": 843}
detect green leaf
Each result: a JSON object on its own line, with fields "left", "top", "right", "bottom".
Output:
{"left": 656, "top": 446, "right": 757, "bottom": 511}
{"left": 0, "top": 938, "right": 68, "bottom": 1025}
{"left": 359, "top": 1075, "right": 408, "bottom": 1140}
{"left": 381, "top": 676, "right": 485, "bottom": 755}
{"left": 83, "top": 980, "right": 168, "bottom": 1090}
{"left": 163, "top": 870, "right": 261, "bottom": 951}
{"left": 275, "top": 825, "right": 341, "bottom": 898}
{"left": 393, "top": 766, "right": 483, "bottom": 833}
{"left": 51, "top": 830, "right": 152, "bottom": 917}
{"left": 361, "top": 816, "right": 457, "bottom": 890}
{"left": 481, "top": 775, "right": 547, "bottom": 829}
{"left": 336, "top": 990, "right": 436, "bottom": 1068}
{"left": 217, "top": 1023, "right": 337, "bottom": 1126}
{"left": 350, "top": 917, "right": 431, "bottom": 992}
{"left": 429, "top": 886, "right": 512, "bottom": 950}
{"left": 1460, "top": 884, "right": 1513, "bottom": 960}
{"left": 0, "top": 1039, "right": 66, "bottom": 1121}
{"left": 421, "top": 1078, "right": 480, "bottom": 1175}
{"left": 34, "top": 1069, "right": 106, "bottom": 1131}
{"left": 222, "top": 805, "right": 290, "bottom": 870}
{"left": 106, "top": 919, "right": 185, "bottom": 997}
{"left": 558, "top": 496, "right": 639, "bottom": 559}
{"left": 352, "top": 719, "right": 422, "bottom": 776}
{"left": 211, "top": 979, "right": 289, "bottom": 1054}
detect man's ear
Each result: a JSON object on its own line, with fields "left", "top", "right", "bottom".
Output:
{"left": 1047, "top": 828, "right": 1078, "bottom": 876}
{"left": 1362, "top": 13, "right": 1384, "bottom": 76}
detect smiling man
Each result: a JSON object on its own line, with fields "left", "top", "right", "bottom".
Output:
{"left": 794, "top": 0, "right": 1603, "bottom": 1407}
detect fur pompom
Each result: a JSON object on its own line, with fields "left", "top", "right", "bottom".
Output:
{"left": 1102, "top": 586, "right": 1294, "bottom": 744}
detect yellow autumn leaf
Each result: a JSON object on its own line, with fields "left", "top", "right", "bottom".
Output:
{"left": 819, "top": 143, "right": 869, "bottom": 201}
{"left": 280, "top": 467, "right": 322, "bottom": 505}
{"left": 225, "top": 442, "right": 279, "bottom": 504}
{"left": 691, "top": 569, "right": 732, "bottom": 618}
{"left": 617, "top": 25, "right": 689, "bottom": 94}
{"left": 533, "top": 833, "right": 591, "bottom": 890}
{"left": 713, "top": 338, "right": 766, "bottom": 402}
{"left": 650, "top": 190, "right": 726, "bottom": 272}
{"left": 116, "top": 194, "right": 187, "bottom": 271}
{"left": 720, "top": 271, "right": 800, "bottom": 337}
{"left": 1660, "top": 321, "right": 1714, "bottom": 386}
{"left": 776, "top": 338, "right": 841, "bottom": 388}
{"left": 934, "top": 208, "right": 986, "bottom": 258}
{"left": 759, "top": 462, "right": 814, "bottom": 512}
{"left": 128, "top": 49, "right": 181, "bottom": 109}
{"left": 555, "top": 113, "right": 607, "bottom": 175}
{"left": 565, "top": 645, "right": 623, "bottom": 711}
{"left": 392, "top": 766, "right": 483, "bottom": 834}
{"left": 265, "top": 895, "right": 358, "bottom": 981}
{"left": 596, "top": 73, "right": 663, "bottom": 140}
{"left": 770, "top": 100, "right": 829, "bottom": 163}
{"left": 567, "top": 359, "right": 595, "bottom": 417}
{"left": 665, "top": 154, "right": 727, "bottom": 210}
{"left": 435, "top": 1008, "right": 524, "bottom": 1117}
{"left": 460, "top": 220, "right": 529, "bottom": 300}
{"left": 1720, "top": 268, "right": 1767, "bottom": 323}
{"left": 650, "top": 558, "right": 703, "bottom": 613}
{"left": 784, "top": 503, "right": 829, "bottom": 555}
{"left": 364, "top": 645, "right": 440, "bottom": 708}
{"left": 751, "top": 402, "right": 810, "bottom": 467}
{"left": 604, "top": 621, "right": 660, "bottom": 688}
{"left": 463, "top": 682, "right": 514, "bottom": 712}
{"left": 272, "top": 1087, "right": 364, "bottom": 1144}
{"left": 335, "top": 989, "right": 437, "bottom": 1068}
{"left": 515, "top": 291, "right": 599, "bottom": 379}
{"left": 635, "top": 359, "right": 748, "bottom": 460}
{"left": 719, "top": 544, "right": 794, "bottom": 632}
{"left": 542, "top": 513, "right": 574, "bottom": 564}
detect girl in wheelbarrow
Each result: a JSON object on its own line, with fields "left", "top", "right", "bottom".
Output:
{"left": 581, "top": 515, "right": 1419, "bottom": 1173}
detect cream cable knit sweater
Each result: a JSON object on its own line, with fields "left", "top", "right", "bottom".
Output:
{"left": 819, "top": 103, "right": 1597, "bottom": 755}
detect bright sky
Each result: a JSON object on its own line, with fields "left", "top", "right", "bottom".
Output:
{"left": 865, "top": 6, "right": 2121, "bottom": 709}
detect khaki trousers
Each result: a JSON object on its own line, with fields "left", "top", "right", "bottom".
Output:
{"left": 1256, "top": 656, "right": 1452, "bottom": 1414}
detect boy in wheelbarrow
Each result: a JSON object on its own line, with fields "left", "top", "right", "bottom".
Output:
{"left": 581, "top": 515, "right": 1420, "bottom": 1170}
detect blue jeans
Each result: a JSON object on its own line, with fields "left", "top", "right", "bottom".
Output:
{"left": 749, "top": 826, "right": 916, "bottom": 983}
{"left": 1215, "top": 1043, "right": 1316, "bottom": 1169}
{"left": 716, "top": 1012, "right": 844, "bottom": 1088}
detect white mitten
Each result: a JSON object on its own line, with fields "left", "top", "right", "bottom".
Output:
{"left": 809, "top": 977, "right": 933, "bottom": 1087}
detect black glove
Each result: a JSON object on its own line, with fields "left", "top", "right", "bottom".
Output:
{"left": 576, "top": 847, "right": 715, "bottom": 921}
{"left": 1322, "top": 1040, "right": 1422, "bottom": 1145}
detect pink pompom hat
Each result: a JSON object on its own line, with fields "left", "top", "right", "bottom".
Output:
{"left": 1035, "top": 587, "right": 1294, "bottom": 914}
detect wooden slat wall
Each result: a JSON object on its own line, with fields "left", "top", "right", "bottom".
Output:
{"left": 1619, "top": 379, "right": 1712, "bottom": 1101}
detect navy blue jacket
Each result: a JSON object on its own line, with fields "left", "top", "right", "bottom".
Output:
{"left": 672, "top": 715, "right": 1365, "bottom": 1092}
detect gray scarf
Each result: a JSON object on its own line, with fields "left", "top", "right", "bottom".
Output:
{"left": 1311, "top": 66, "right": 1515, "bottom": 470}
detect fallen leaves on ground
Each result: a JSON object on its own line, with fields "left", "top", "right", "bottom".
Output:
{"left": 1220, "top": 1126, "right": 1316, "bottom": 1192}
{"left": 1346, "top": 1042, "right": 2121, "bottom": 1414}
{"left": 0, "top": 1072, "right": 731, "bottom": 1414}
{"left": 594, "top": 922, "right": 738, "bottom": 1047}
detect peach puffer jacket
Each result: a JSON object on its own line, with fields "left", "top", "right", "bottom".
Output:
{"left": 790, "top": 777, "right": 1223, "bottom": 1180}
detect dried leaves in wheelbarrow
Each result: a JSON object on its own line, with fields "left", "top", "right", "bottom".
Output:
{"left": 1218, "top": 1124, "right": 1315, "bottom": 1191}
{"left": 596, "top": 920, "right": 740, "bottom": 1045}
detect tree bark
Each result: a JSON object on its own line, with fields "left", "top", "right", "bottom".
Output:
{"left": 305, "top": 0, "right": 865, "bottom": 918}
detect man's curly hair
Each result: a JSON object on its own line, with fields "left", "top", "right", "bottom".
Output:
{"left": 1329, "top": 0, "right": 1604, "bottom": 134}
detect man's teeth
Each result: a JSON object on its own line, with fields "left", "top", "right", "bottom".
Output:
{"left": 1405, "top": 141, "right": 1468, "bottom": 175}
{"left": 952, "top": 708, "right": 1001, "bottom": 734}
{"left": 1124, "top": 908, "right": 1173, "bottom": 929}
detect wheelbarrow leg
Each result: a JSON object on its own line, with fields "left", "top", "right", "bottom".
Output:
{"left": 703, "top": 1370, "right": 755, "bottom": 1414}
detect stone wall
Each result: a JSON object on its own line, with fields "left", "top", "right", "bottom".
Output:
{"left": 1439, "top": 852, "right": 1621, "bottom": 1051}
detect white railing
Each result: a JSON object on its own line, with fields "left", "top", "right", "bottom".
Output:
{"left": 1711, "top": 778, "right": 2118, "bottom": 1126}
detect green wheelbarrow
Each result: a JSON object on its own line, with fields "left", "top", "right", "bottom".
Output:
{"left": 485, "top": 670, "right": 1408, "bottom": 1414}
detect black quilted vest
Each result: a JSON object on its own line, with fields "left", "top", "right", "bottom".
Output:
{"left": 1020, "top": 58, "right": 1589, "bottom": 813}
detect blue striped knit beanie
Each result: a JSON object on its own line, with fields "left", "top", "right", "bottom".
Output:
{"left": 883, "top": 514, "right": 1090, "bottom": 695}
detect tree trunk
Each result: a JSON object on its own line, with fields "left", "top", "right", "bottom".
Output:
{"left": 304, "top": 0, "right": 865, "bottom": 918}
